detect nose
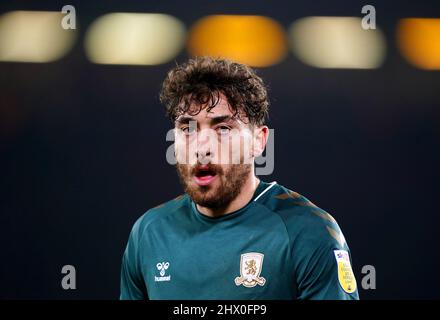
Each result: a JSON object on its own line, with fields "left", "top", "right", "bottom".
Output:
{"left": 196, "top": 151, "right": 211, "bottom": 164}
{"left": 196, "top": 147, "right": 212, "bottom": 163}
{"left": 196, "top": 129, "right": 214, "bottom": 163}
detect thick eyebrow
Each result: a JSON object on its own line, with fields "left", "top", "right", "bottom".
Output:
{"left": 175, "top": 116, "right": 194, "bottom": 125}
{"left": 208, "top": 115, "right": 236, "bottom": 125}
{"left": 175, "top": 115, "right": 238, "bottom": 126}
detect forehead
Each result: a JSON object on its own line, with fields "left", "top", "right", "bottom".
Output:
{"left": 187, "top": 94, "right": 234, "bottom": 120}
{"left": 175, "top": 92, "right": 250, "bottom": 125}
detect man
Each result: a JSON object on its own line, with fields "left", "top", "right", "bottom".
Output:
{"left": 120, "top": 57, "right": 359, "bottom": 300}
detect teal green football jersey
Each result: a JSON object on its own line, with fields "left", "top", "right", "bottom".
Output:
{"left": 120, "top": 181, "right": 359, "bottom": 300}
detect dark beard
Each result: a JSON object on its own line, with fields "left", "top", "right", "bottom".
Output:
{"left": 176, "top": 163, "right": 252, "bottom": 209}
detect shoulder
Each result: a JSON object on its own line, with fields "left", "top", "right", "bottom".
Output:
{"left": 258, "top": 182, "right": 348, "bottom": 250}
{"left": 129, "top": 194, "right": 189, "bottom": 239}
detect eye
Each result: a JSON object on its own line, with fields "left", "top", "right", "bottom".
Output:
{"left": 217, "top": 126, "right": 231, "bottom": 135}
{"left": 181, "top": 126, "right": 196, "bottom": 135}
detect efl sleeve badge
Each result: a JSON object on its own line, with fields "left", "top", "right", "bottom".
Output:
{"left": 333, "top": 250, "right": 357, "bottom": 294}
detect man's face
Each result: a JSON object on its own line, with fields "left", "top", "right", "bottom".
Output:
{"left": 174, "top": 93, "right": 256, "bottom": 209}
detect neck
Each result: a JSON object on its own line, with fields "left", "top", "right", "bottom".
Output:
{"left": 196, "top": 174, "right": 260, "bottom": 218}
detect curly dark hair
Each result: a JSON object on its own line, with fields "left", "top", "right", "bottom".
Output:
{"left": 159, "top": 56, "right": 269, "bottom": 126}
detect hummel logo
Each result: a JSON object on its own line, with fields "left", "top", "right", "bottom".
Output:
{"left": 155, "top": 262, "right": 171, "bottom": 282}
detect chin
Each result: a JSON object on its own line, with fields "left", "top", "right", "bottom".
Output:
{"left": 189, "top": 186, "right": 225, "bottom": 208}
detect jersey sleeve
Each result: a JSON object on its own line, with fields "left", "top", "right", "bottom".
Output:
{"left": 120, "top": 217, "right": 149, "bottom": 300}
{"left": 292, "top": 209, "right": 359, "bottom": 300}
{"left": 295, "top": 237, "right": 359, "bottom": 300}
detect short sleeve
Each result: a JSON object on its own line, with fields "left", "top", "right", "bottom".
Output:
{"left": 294, "top": 227, "right": 359, "bottom": 300}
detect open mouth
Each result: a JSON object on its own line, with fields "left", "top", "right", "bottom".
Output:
{"left": 193, "top": 165, "right": 218, "bottom": 186}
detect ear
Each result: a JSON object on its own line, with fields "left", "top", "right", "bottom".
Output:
{"left": 252, "top": 125, "right": 269, "bottom": 158}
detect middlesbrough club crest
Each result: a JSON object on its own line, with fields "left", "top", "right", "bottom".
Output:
{"left": 234, "top": 252, "right": 266, "bottom": 288}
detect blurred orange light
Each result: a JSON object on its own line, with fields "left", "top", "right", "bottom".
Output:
{"left": 187, "top": 15, "right": 287, "bottom": 67}
{"left": 397, "top": 18, "right": 440, "bottom": 70}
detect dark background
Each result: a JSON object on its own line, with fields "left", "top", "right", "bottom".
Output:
{"left": 0, "top": 0, "right": 439, "bottom": 299}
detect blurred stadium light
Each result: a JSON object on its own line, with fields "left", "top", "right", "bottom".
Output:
{"left": 2, "top": 9, "right": 439, "bottom": 72}
{"left": 84, "top": 13, "right": 186, "bottom": 65}
{"left": 288, "top": 16, "right": 386, "bottom": 69}
{"left": 0, "top": 11, "right": 76, "bottom": 63}
{"left": 397, "top": 18, "right": 440, "bottom": 70}
{"left": 187, "top": 15, "right": 287, "bottom": 67}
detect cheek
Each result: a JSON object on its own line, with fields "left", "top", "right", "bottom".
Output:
{"left": 174, "top": 137, "right": 185, "bottom": 158}
{"left": 221, "top": 134, "right": 253, "bottom": 163}
{"left": 240, "top": 134, "right": 254, "bottom": 159}
{"left": 216, "top": 135, "right": 240, "bottom": 164}
{"left": 174, "top": 136, "right": 186, "bottom": 150}
{"left": 216, "top": 138, "right": 230, "bottom": 163}
{"left": 175, "top": 137, "right": 196, "bottom": 164}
